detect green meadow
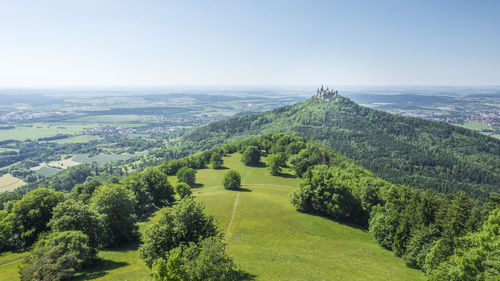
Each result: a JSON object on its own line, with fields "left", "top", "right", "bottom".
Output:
{"left": 0, "top": 123, "right": 98, "bottom": 142}
{"left": 0, "top": 154, "right": 425, "bottom": 281}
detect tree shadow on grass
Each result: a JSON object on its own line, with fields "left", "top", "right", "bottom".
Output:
{"left": 277, "top": 172, "right": 297, "bottom": 178}
{"left": 72, "top": 260, "right": 129, "bottom": 280}
{"left": 71, "top": 242, "right": 138, "bottom": 280}
{"left": 190, "top": 183, "right": 204, "bottom": 188}
{"left": 234, "top": 269, "right": 257, "bottom": 280}
{"left": 295, "top": 210, "right": 368, "bottom": 232}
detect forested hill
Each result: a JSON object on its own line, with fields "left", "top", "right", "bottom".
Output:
{"left": 183, "top": 97, "right": 500, "bottom": 200}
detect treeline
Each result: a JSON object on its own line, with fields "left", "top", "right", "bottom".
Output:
{"left": 181, "top": 97, "right": 500, "bottom": 201}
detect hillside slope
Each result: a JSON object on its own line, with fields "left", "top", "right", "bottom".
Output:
{"left": 184, "top": 97, "right": 500, "bottom": 200}
{"left": 52, "top": 153, "right": 423, "bottom": 281}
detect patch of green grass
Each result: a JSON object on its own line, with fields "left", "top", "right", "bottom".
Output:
{"left": 72, "top": 152, "right": 146, "bottom": 164}
{"left": 0, "top": 174, "right": 26, "bottom": 193}
{"left": 0, "top": 252, "right": 27, "bottom": 281}
{"left": 33, "top": 165, "right": 62, "bottom": 177}
{"left": 461, "top": 122, "right": 489, "bottom": 130}
{"left": 2, "top": 153, "right": 425, "bottom": 281}
{"left": 0, "top": 123, "right": 99, "bottom": 142}
{"left": 76, "top": 154, "right": 424, "bottom": 281}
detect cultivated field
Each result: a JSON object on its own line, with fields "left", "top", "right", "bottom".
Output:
{"left": 0, "top": 174, "right": 25, "bottom": 193}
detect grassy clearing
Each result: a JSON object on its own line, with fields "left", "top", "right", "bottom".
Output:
{"left": 72, "top": 152, "right": 146, "bottom": 164}
{"left": 461, "top": 122, "right": 489, "bottom": 130}
{"left": 0, "top": 123, "right": 99, "bottom": 142}
{"left": 0, "top": 252, "right": 27, "bottom": 281}
{"left": 1, "top": 153, "right": 425, "bottom": 280}
{"left": 0, "top": 174, "right": 25, "bottom": 193}
{"left": 70, "top": 154, "right": 424, "bottom": 281}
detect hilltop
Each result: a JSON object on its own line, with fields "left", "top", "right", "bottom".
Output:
{"left": 182, "top": 96, "right": 500, "bottom": 200}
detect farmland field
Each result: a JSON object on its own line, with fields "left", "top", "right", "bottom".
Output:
{"left": 0, "top": 174, "right": 26, "bottom": 193}
{"left": 0, "top": 123, "right": 99, "bottom": 141}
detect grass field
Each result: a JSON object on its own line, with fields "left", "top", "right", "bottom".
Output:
{"left": 0, "top": 123, "right": 99, "bottom": 142}
{"left": 0, "top": 154, "right": 425, "bottom": 281}
{"left": 72, "top": 152, "right": 146, "bottom": 164}
{"left": 0, "top": 174, "right": 26, "bottom": 193}
{"left": 461, "top": 122, "right": 490, "bottom": 130}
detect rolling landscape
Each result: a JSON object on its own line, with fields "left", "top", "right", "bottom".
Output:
{"left": 1, "top": 1, "right": 499, "bottom": 281}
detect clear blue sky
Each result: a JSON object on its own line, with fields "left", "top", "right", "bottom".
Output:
{"left": 0, "top": 0, "right": 499, "bottom": 87}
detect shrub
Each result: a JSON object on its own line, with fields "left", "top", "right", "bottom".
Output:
{"left": 223, "top": 170, "right": 241, "bottom": 190}
{"left": 176, "top": 167, "right": 196, "bottom": 186}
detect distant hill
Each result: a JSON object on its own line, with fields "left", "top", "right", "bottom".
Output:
{"left": 183, "top": 96, "right": 500, "bottom": 200}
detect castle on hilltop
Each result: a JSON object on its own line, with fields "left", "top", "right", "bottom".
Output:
{"left": 315, "top": 85, "right": 340, "bottom": 101}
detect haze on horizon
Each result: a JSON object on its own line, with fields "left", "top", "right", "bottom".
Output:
{"left": 0, "top": 0, "right": 499, "bottom": 88}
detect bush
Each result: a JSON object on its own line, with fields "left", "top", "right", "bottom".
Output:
{"left": 176, "top": 167, "right": 196, "bottom": 186}
{"left": 223, "top": 170, "right": 241, "bottom": 190}
{"left": 19, "top": 231, "right": 93, "bottom": 281}
{"left": 210, "top": 152, "right": 224, "bottom": 169}
{"left": 266, "top": 153, "right": 286, "bottom": 176}
{"left": 241, "top": 146, "right": 260, "bottom": 166}
{"left": 139, "top": 198, "right": 218, "bottom": 268}
{"left": 174, "top": 182, "right": 192, "bottom": 199}
{"left": 151, "top": 236, "right": 239, "bottom": 281}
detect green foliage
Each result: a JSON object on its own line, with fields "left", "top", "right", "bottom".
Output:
{"left": 176, "top": 167, "right": 196, "bottom": 186}
{"left": 241, "top": 146, "right": 260, "bottom": 166}
{"left": 174, "top": 182, "right": 192, "bottom": 199}
{"left": 139, "top": 198, "right": 218, "bottom": 268}
{"left": 427, "top": 209, "right": 500, "bottom": 280}
{"left": 403, "top": 225, "right": 440, "bottom": 269}
{"left": 11, "top": 188, "right": 65, "bottom": 248}
{"left": 210, "top": 152, "right": 224, "bottom": 169}
{"left": 151, "top": 236, "right": 238, "bottom": 281}
{"left": 266, "top": 153, "right": 286, "bottom": 176}
{"left": 222, "top": 170, "right": 241, "bottom": 190}
{"left": 123, "top": 167, "right": 174, "bottom": 217}
{"left": 89, "top": 184, "right": 138, "bottom": 247}
{"left": 48, "top": 199, "right": 106, "bottom": 252}
{"left": 290, "top": 165, "right": 365, "bottom": 224}
{"left": 70, "top": 179, "right": 102, "bottom": 204}
{"left": 19, "top": 231, "right": 92, "bottom": 281}
{"left": 369, "top": 205, "right": 396, "bottom": 250}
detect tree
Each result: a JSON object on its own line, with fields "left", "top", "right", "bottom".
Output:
{"left": 210, "top": 152, "right": 224, "bottom": 169}
{"left": 266, "top": 153, "right": 286, "bottom": 176}
{"left": 48, "top": 200, "right": 106, "bottom": 253}
{"left": 142, "top": 166, "right": 175, "bottom": 206}
{"left": 151, "top": 236, "right": 239, "bottom": 281}
{"left": 11, "top": 188, "right": 65, "bottom": 248}
{"left": 70, "top": 179, "right": 102, "bottom": 204}
{"left": 89, "top": 184, "right": 138, "bottom": 247}
{"left": 428, "top": 209, "right": 500, "bottom": 280}
{"left": 176, "top": 167, "right": 196, "bottom": 186}
{"left": 290, "top": 165, "right": 363, "bottom": 223}
{"left": 174, "top": 183, "right": 192, "bottom": 199}
{"left": 139, "top": 198, "right": 218, "bottom": 268}
{"left": 124, "top": 167, "right": 174, "bottom": 217}
{"left": 19, "top": 231, "right": 92, "bottom": 281}
{"left": 241, "top": 146, "right": 260, "bottom": 166}
{"left": 223, "top": 170, "right": 241, "bottom": 190}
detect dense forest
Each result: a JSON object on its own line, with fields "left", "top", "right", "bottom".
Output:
{"left": 178, "top": 97, "right": 500, "bottom": 201}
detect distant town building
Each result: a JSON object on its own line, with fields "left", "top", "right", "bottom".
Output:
{"left": 315, "top": 85, "right": 340, "bottom": 101}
